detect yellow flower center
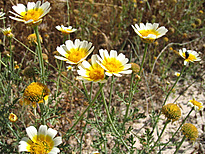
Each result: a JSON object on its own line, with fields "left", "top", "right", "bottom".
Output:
{"left": 189, "top": 99, "right": 203, "bottom": 110}
{"left": 21, "top": 9, "right": 43, "bottom": 22}
{"left": 162, "top": 103, "right": 181, "bottom": 122}
{"left": 182, "top": 52, "right": 196, "bottom": 61}
{"left": 23, "top": 82, "right": 50, "bottom": 106}
{"left": 61, "top": 28, "right": 72, "bottom": 34}
{"left": 27, "top": 135, "right": 54, "bottom": 154}
{"left": 86, "top": 64, "right": 104, "bottom": 81}
{"left": 139, "top": 29, "right": 159, "bottom": 37}
{"left": 65, "top": 48, "right": 87, "bottom": 63}
{"left": 181, "top": 123, "right": 198, "bottom": 141}
{"left": 102, "top": 57, "right": 124, "bottom": 74}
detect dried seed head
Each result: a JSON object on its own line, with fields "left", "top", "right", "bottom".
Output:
{"left": 162, "top": 103, "right": 181, "bottom": 122}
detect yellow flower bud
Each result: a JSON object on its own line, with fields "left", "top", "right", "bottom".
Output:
{"left": 9, "top": 113, "right": 18, "bottom": 122}
{"left": 181, "top": 123, "right": 198, "bottom": 141}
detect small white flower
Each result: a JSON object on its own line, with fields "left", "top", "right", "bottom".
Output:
{"left": 131, "top": 23, "right": 168, "bottom": 43}
{"left": 174, "top": 72, "right": 180, "bottom": 77}
{"left": 179, "top": 48, "right": 201, "bottom": 65}
{"left": 77, "top": 55, "right": 106, "bottom": 83}
{"left": 1, "top": 27, "right": 13, "bottom": 38}
{"left": 9, "top": 1, "right": 51, "bottom": 25}
{"left": 97, "top": 49, "right": 132, "bottom": 77}
{"left": 55, "top": 39, "right": 94, "bottom": 64}
{"left": 188, "top": 98, "right": 203, "bottom": 111}
{"left": 56, "top": 25, "right": 77, "bottom": 34}
{"left": 18, "top": 125, "right": 62, "bottom": 153}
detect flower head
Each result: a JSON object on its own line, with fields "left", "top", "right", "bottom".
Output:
{"left": 97, "top": 49, "right": 132, "bottom": 77}
{"left": 2, "top": 27, "right": 14, "bottom": 38}
{"left": 188, "top": 98, "right": 203, "bottom": 111}
{"left": 179, "top": 48, "right": 201, "bottom": 65}
{"left": 23, "top": 82, "right": 50, "bottom": 107}
{"left": 9, "top": 1, "right": 51, "bottom": 26}
{"left": 174, "top": 72, "right": 180, "bottom": 77}
{"left": 19, "top": 125, "right": 62, "bottom": 153}
{"left": 130, "top": 63, "right": 140, "bottom": 74}
{"left": 131, "top": 23, "right": 168, "bottom": 43}
{"left": 55, "top": 39, "right": 94, "bottom": 64}
{"left": 9, "top": 113, "right": 18, "bottom": 122}
{"left": 27, "top": 33, "right": 42, "bottom": 45}
{"left": 77, "top": 55, "right": 106, "bottom": 83}
{"left": 181, "top": 123, "right": 198, "bottom": 141}
{"left": 162, "top": 103, "right": 181, "bottom": 122}
{"left": 56, "top": 25, "right": 77, "bottom": 34}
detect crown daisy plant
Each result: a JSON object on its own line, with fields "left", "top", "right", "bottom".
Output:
{"left": 188, "top": 98, "right": 203, "bottom": 111}
{"left": 97, "top": 49, "right": 132, "bottom": 77}
{"left": 179, "top": 48, "right": 201, "bottom": 65}
{"left": 9, "top": 1, "right": 51, "bottom": 26}
{"left": 131, "top": 23, "right": 168, "bottom": 43}
{"left": 18, "top": 125, "right": 62, "bottom": 154}
{"left": 55, "top": 39, "right": 94, "bottom": 64}
{"left": 77, "top": 55, "right": 106, "bottom": 83}
{"left": 56, "top": 25, "right": 77, "bottom": 35}
{"left": 23, "top": 82, "right": 50, "bottom": 108}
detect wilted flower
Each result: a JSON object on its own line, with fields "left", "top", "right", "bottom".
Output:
{"left": 2, "top": 27, "right": 14, "bottom": 38}
{"left": 77, "top": 55, "right": 106, "bottom": 83}
{"left": 181, "top": 123, "right": 198, "bottom": 141}
{"left": 9, "top": 1, "right": 51, "bottom": 26}
{"left": 18, "top": 125, "right": 62, "bottom": 153}
{"left": 56, "top": 25, "right": 77, "bottom": 34}
{"left": 55, "top": 39, "right": 94, "bottom": 64}
{"left": 27, "top": 33, "right": 42, "bottom": 45}
{"left": 97, "top": 49, "right": 132, "bottom": 77}
{"left": 131, "top": 23, "right": 168, "bottom": 43}
{"left": 188, "top": 98, "right": 203, "bottom": 111}
{"left": 9, "top": 113, "right": 18, "bottom": 122}
{"left": 23, "top": 82, "right": 50, "bottom": 107}
{"left": 179, "top": 48, "right": 201, "bottom": 65}
{"left": 162, "top": 103, "right": 181, "bottom": 122}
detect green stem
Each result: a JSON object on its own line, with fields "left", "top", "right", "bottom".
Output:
{"left": 33, "top": 26, "right": 45, "bottom": 83}
{"left": 160, "top": 108, "right": 194, "bottom": 152}
{"left": 9, "top": 38, "right": 14, "bottom": 73}
{"left": 101, "top": 89, "right": 130, "bottom": 152}
{"left": 150, "top": 65, "right": 186, "bottom": 136}
{"left": 150, "top": 119, "right": 170, "bottom": 151}
{"left": 174, "top": 135, "right": 186, "bottom": 154}
{"left": 122, "top": 73, "right": 134, "bottom": 128}
{"left": 108, "top": 75, "right": 114, "bottom": 110}
{"left": 67, "top": 83, "right": 105, "bottom": 134}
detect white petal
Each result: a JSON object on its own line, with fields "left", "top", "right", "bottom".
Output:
{"left": 105, "top": 72, "right": 113, "bottom": 76}
{"left": 123, "top": 64, "right": 131, "bottom": 69}
{"left": 47, "top": 128, "right": 57, "bottom": 139}
{"left": 152, "top": 23, "right": 159, "bottom": 30}
{"left": 57, "top": 46, "right": 67, "bottom": 57}
{"left": 54, "top": 56, "right": 68, "bottom": 61}
{"left": 110, "top": 50, "right": 117, "bottom": 58}
{"left": 26, "top": 126, "right": 37, "bottom": 141}
{"left": 53, "top": 137, "right": 62, "bottom": 146}
{"left": 27, "top": 2, "right": 36, "bottom": 10}
{"left": 120, "top": 70, "right": 132, "bottom": 74}
{"left": 38, "top": 125, "right": 47, "bottom": 136}
{"left": 91, "top": 55, "right": 98, "bottom": 65}
{"left": 18, "top": 140, "right": 29, "bottom": 152}
{"left": 81, "top": 61, "right": 91, "bottom": 69}
{"left": 12, "top": 4, "right": 26, "bottom": 15}
{"left": 113, "top": 73, "right": 122, "bottom": 77}
{"left": 48, "top": 147, "right": 60, "bottom": 154}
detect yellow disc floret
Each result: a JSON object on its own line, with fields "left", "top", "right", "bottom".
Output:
{"left": 181, "top": 123, "right": 198, "bottom": 141}
{"left": 21, "top": 9, "right": 43, "bottom": 23}
{"left": 23, "top": 82, "right": 50, "bottom": 107}
{"left": 162, "top": 103, "right": 181, "bottom": 122}
{"left": 103, "top": 57, "right": 124, "bottom": 74}
{"left": 87, "top": 64, "right": 105, "bottom": 82}
{"left": 65, "top": 48, "right": 87, "bottom": 64}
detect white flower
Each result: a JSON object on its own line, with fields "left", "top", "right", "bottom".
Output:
{"left": 56, "top": 25, "right": 77, "bottom": 34}
{"left": 188, "top": 98, "right": 203, "bottom": 111}
{"left": 55, "top": 39, "right": 94, "bottom": 64}
{"left": 131, "top": 23, "right": 168, "bottom": 43}
{"left": 174, "top": 72, "right": 180, "bottom": 77}
{"left": 179, "top": 48, "right": 201, "bottom": 65}
{"left": 77, "top": 55, "right": 106, "bottom": 83}
{"left": 9, "top": 1, "right": 51, "bottom": 25}
{"left": 1, "top": 27, "right": 13, "bottom": 38}
{"left": 19, "top": 125, "right": 62, "bottom": 154}
{"left": 97, "top": 49, "right": 132, "bottom": 77}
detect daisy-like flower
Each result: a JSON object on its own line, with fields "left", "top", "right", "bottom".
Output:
{"left": 19, "top": 125, "right": 62, "bottom": 153}
{"left": 188, "top": 98, "right": 203, "bottom": 111}
{"left": 97, "top": 49, "right": 132, "bottom": 77}
{"left": 181, "top": 123, "right": 198, "bottom": 141}
{"left": 162, "top": 103, "right": 181, "bottom": 123}
{"left": 9, "top": 113, "right": 18, "bottom": 122}
{"left": 9, "top": 1, "right": 51, "bottom": 26}
{"left": 23, "top": 82, "right": 50, "bottom": 107}
{"left": 77, "top": 55, "right": 106, "bottom": 83}
{"left": 179, "top": 48, "right": 201, "bottom": 65}
{"left": 55, "top": 39, "right": 94, "bottom": 64}
{"left": 1, "top": 27, "right": 14, "bottom": 38}
{"left": 56, "top": 25, "right": 77, "bottom": 34}
{"left": 174, "top": 72, "right": 180, "bottom": 77}
{"left": 131, "top": 23, "right": 168, "bottom": 43}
